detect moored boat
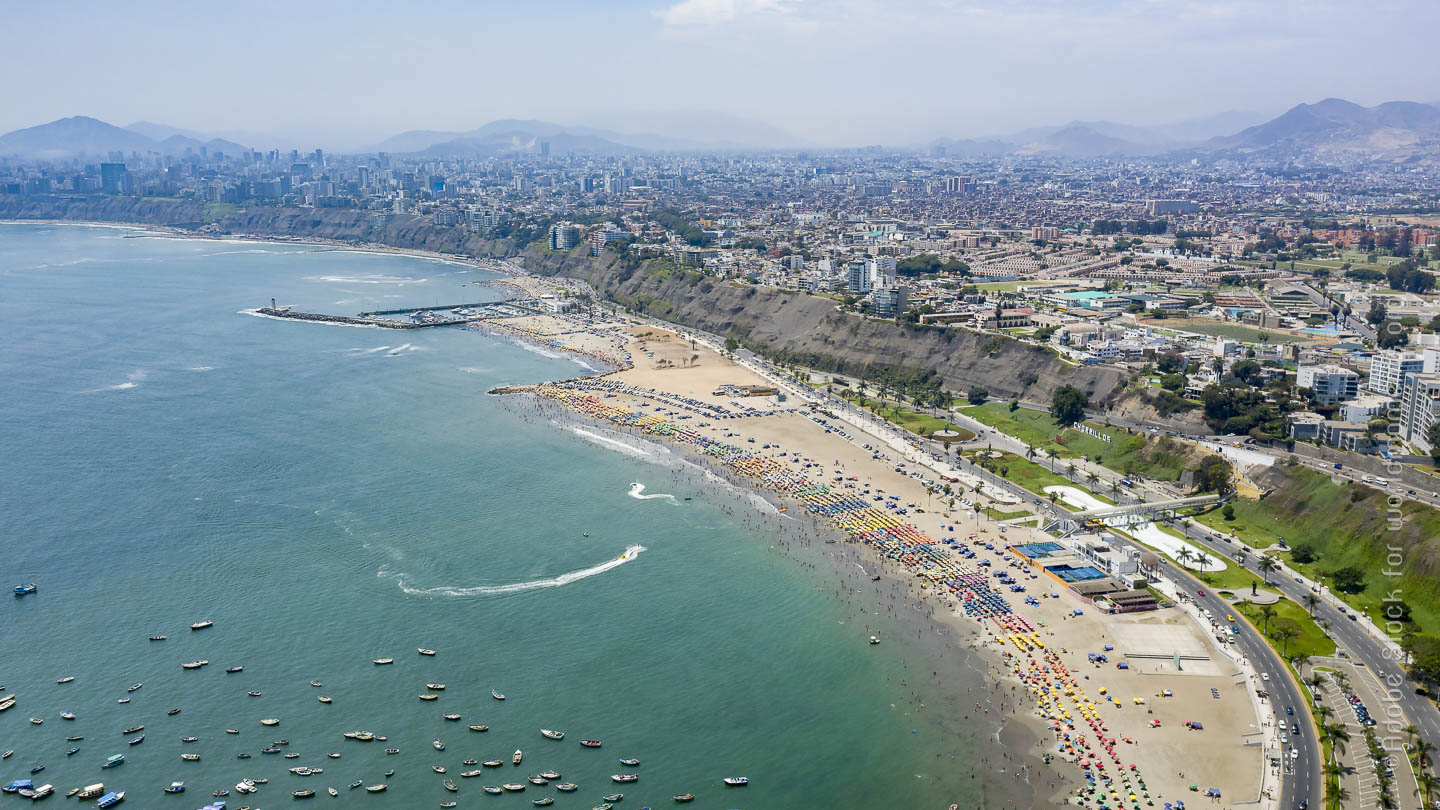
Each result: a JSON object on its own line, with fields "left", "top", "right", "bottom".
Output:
{"left": 67, "top": 747, "right": 79, "bottom": 756}
{"left": 540, "top": 729, "right": 564, "bottom": 740}
{"left": 443, "top": 779, "right": 456, "bottom": 792}
{"left": 491, "top": 690, "right": 505, "bottom": 700}
{"left": 538, "top": 770, "right": 560, "bottom": 780}
{"left": 247, "top": 691, "right": 262, "bottom": 697}
{"left": 56, "top": 676, "right": 74, "bottom": 684}
{"left": 348, "top": 780, "right": 362, "bottom": 790}
{"left": 442, "top": 713, "right": 461, "bottom": 720}
{"left": 432, "top": 738, "right": 445, "bottom": 751}
{"left": 533, "top": 799, "right": 554, "bottom": 807}
{"left": 433, "top": 766, "right": 446, "bottom": 774}
{"left": 13, "top": 584, "right": 36, "bottom": 596}
{"left": 673, "top": 794, "right": 695, "bottom": 803}
{"left": 426, "top": 683, "right": 445, "bottom": 690}
{"left": 555, "top": 783, "right": 577, "bottom": 792}
{"left": 181, "top": 660, "right": 208, "bottom": 669}
{"left": 317, "top": 696, "right": 332, "bottom": 704}
{"left": 261, "top": 718, "right": 280, "bottom": 726}
{"left": 168, "top": 708, "right": 181, "bottom": 715}
{"left": 527, "top": 776, "right": 547, "bottom": 786}
{"left": 96, "top": 792, "right": 124, "bottom": 808}
{"left": 148, "top": 635, "right": 166, "bottom": 641}
{"left": 603, "top": 794, "right": 624, "bottom": 802}
{"left": 102, "top": 754, "right": 125, "bottom": 768}
{"left": 580, "top": 739, "right": 603, "bottom": 748}
{"left": 723, "top": 776, "right": 749, "bottom": 786}
{"left": 502, "top": 783, "right": 525, "bottom": 792}
{"left": 418, "top": 648, "right": 436, "bottom": 656}
{"left": 164, "top": 782, "right": 185, "bottom": 794}
{"left": 512, "top": 749, "right": 523, "bottom": 766}
{"left": 618, "top": 757, "right": 640, "bottom": 766}
{"left": 81, "top": 783, "right": 107, "bottom": 800}
{"left": 226, "top": 666, "right": 244, "bottom": 673}
{"left": 127, "top": 683, "right": 142, "bottom": 692}
{"left": 327, "top": 787, "right": 337, "bottom": 797}
{"left": 482, "top": 786, "right": 503, "bottom": 794}
{"left": 468, "top": 725, "right": 489, "bottom": 733}
{"left": 418, "top": 693, "right": 438, "bottom": 701}
{"left": 385, "top": 748, "right": 399, "bottom": 755}
{"left": 612, "top": 774, "right": 639, "bottom": 783}
{"left": 482, "top": 759, "right": 503, "bottom": 767}
{"left": 365, "top": 784, "right": 386, "bottom": 793}
{"left": 292, "top": 789, "right": 315, "bottom": 798}
{"left": 122, "top": 725, "right": 143, "bottom": 735}
{"left": 372, "top": 658, "right": 393, "bottom": 665}
{"left": 181, "top": 753, "right": 200, "bottom": 761}
{"left": 181, "top": 736, "right": 198, "bottom": 742}
{"left": 190, "top": 620, "right": 213, "bottom": 630}
{"left": 60, "top": 711, "right": 75, "bottom": 720}
{"left": 460, "top": 769, "right": 482, "bottom": 778}
{"left": 127, "top": 736, "right": 144, "bottom": 746}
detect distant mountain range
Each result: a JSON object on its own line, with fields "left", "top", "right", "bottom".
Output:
{"left": 4, "top": 99, "right": 1440, "bottom": 163}
{"left": 931, "top": 100, "right": 1440, "bottom": 162}
{"left": 0, "top": 116, "right": 251, "bottom": 160}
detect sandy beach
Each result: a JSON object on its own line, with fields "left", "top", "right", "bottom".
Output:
{"left": 486, "top": 296, "right": 1267, "bottom": 810}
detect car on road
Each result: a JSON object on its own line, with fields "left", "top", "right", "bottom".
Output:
{"left": 1196, "top": 588, "right": 1206, "bottom": 596}
{"left": 1261, "top": 672, "right": 1271, "bottom": 682}
{"left": 1226, "top": 614, "right": 1235, "bottom": 622}
{"left": 1285, "top": 706, "right": 1294, "bottom": 715}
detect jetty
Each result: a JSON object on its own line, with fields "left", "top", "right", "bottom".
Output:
{"left": 258, "top": 298, "right": 549, "bottom": 329}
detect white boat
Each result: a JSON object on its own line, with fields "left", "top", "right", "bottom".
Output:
{"left": 190, "top": 620, "right": 213, "bottom": 630}
{"left": 723, "top": 776, "right": 750, "bottom": 786}
{"left": 260, "top": 718, "right": 280, "bottom": 726}
{"left": 365, "top": 784, "right": 386, "bottom": 793}
{"left": 418, "top": 648, "right": 436, "bottom": 656}
{"left": 540, "top": 729, "right": 565, "bottom": 740}
{"left": 372, "top": 658, "right": 393, "bottom": 665}
{"left": 512, "top": 749, "right": 523, "bottom": 766}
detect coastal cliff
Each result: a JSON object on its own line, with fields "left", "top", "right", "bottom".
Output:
{"left": 2, "top": 194, "right": 1127, "bottom": 405}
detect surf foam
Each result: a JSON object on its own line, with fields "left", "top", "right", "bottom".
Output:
{"left": 628, "top": 482, "right": 677, "bottom": 501}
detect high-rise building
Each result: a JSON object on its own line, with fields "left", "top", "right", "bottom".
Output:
{"left": 871, "top": 281, "right": 910, "bottom": 319}
{"left": 846, "top": 259, "right": 871, "bottom": 294}
{"left": 1296, "top": 364, "right": 1359, "bottom": 404}
{"left": 100, "top": 163, "right": 126, "bottom": 194}
{"left": 539, "top": 141, "right": 550, "bottom": 157}
{"left": 548, "top": 223, "right": 580, "bottom": 251}
{"left": 1400, "top": 373, "right": 1440, "bottom": 451}
{"left": 1367, "top": 350, "right": 1424, "bottom": 397}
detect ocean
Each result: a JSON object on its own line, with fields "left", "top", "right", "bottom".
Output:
{"left": 0, "top": 223, "right": 988, "bottom": 808}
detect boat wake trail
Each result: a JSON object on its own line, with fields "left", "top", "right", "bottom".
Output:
{"left": 628, "top": 482, "right": 677, "bottom": 502}
{"left": 569, "top": 427, "right": 670, "bottom": 459}
{"left": 393, "top": 545, "right": 647, "bottom": 598}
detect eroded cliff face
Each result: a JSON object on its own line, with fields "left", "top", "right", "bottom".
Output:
{"left": 1, "top": 195, "right": 1126, "bottom": 404}
{"left": 520, "top": 247, "right": 1129, "bottom": 405}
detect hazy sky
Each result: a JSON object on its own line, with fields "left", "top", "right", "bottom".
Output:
{"left": 7, "top": 0, "right": 1440, "bottom": 147}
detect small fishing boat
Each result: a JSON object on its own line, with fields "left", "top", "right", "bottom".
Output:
{"left": 512, "top": 749, "right": 523, "bottom": 765}
{"left": 317, "top": 696, "right": 332, "bottom": 704}
{"left": 540, "top": 729, "right": 565, "bottom": 740}
{"left": 468, "top": 725, "right": 489, "bottom": 733}
{"left": 328, "top": 752, "right": 340, "bottom": 758}
{"left": 56, "top": 676, "right": 75, "bottom": 684}
{"left": 593, "top": 804, "right": 613, "bottom": 810}
{"left": 168, "top": 708, "right": 181, "bottom": 715}
{"left": 349, "top": 780, "right": 362, "bottom": 790}
{"left": 426, "top": 683, "right": 446, "bottom": 690}
{"left": 225, "top": 728, "right": 239, "bottom": 734}
{"left": 723, "top": 776, "right": 749, "bottom": 786}
{"left": 538, "top": 770, "right": 560, "bottom": 780}
{"left": 580, "top": 739, "right": 603, "bottom": 748}
{"left": 365, "top": 784, "right": 386, "bottom": 793}
{"left": 491, "top": 690, "right": 505, "bottom": 700}
{"left": 248, "top": 691, "right": 262, "bottom": 697}
{"left": 181, "top": 736, "right": 198, "bottom": 742}
{"left": 60, "top": 711, "right": 76, "bottom": 720}
{"left": 419, "top": 693, "right": 438, "bottom": 701}
{"left": 533, "top": 800, "right": 554, "bottom": 807}
{"left": 482, "top": 759, "right": 503, "bottom": 767}
{"left": 442, "top": 713, "right": 461, "bottom": 721}
{"left": 66, "top": 735, "right": 83, "bottom": 741}
{"left": 149, "top": 635, "right": 166, "bottom": 641}
{"left": 327, "top": 786, "right": 338, "bottom": 797}
{"left": 96, "top": 791, "right": 124, "bottom": 807}
{"left": 284, "top": 752, "right": 301, "bottom": 758}
{"left": 385, "top": 770, "right": 395, "bottom": 778}
{"left": 432, "top": 766, "right": 446, "bottom": 774}
{"left": 310, "top": 680, "right": 322, "bottom": 687}
{"left": 612, "top": 774, "right": 639, "bottom": 783}
{"left": 102, "top": 754, "right": 125, "bottom": 768}
{"left": 123, "top": 724, "right": 144, "bottom": 735}
{"left": 460, "top": 770, "right": 482, "bottom": 778}
{"left": 66, "top": 788, "right": 79, "bottom": 797}
{"left": 215, "top": 788, "right": 230, "bottom": 796}
{"left": 373, "top": 658, "right": 393, "bottom": 665}
{"left": 502, "top": 783, "right": 526, "bottom": 792}
{"left": 261, "top": 718, "right": 280, "bottom": 726}
{"left": 116, "top": 698, "right": 129, "bottom": 704}
{"left": 0, "top": 750, "right": 10, "bottom": 759}
{"left": 292, "top": 789, "right": 316, "bottom": 798}
{"left": 433, "top": 738, "right": 445, "bottom": 751}
{"left": 13, "top": 584, "right": 36, "bottom": 596}
{"left": 443, "top": 779, "right": 457, "bottom": 792}
{"left": 127, "top": 683, "right": 142, "bottom": 692}
{"left": 527, "top": 776, "right": 547, "bottom": 786}
{"left": 28, "top": 717, "right": 42, "bottom": 725}
{"left": 67, "top": 747, "right": 79, "bottom": 756}
{"left": 29, "top": 765, "right": 44, "bottom": 774}
{"left": 482, "top": 786, "right": 503, "bottom": 795}
{"left": 226, "top": 666, "right": 244, "bottom": 673}
{"left": 191, "top": 620, "right": 213, "bottom": 630}
{"left": 462, "top": 759, "right": 478, "bottom": 766}
{"left": 78, "top": 783, "right": 104, "bottom": 799}
{"left": 385, "top": 748, "right": 400, "bottom": 755}
{"left": 603, "top": 794, "right": 624, "bottom": 802}
{"left": 555, "top": 783, "right": 578, "bottom": 792}
{"left": 418, "top": 648, "right": 436, "bottom": 656}
{"left": 181, "top": 660, "right": 209, "bottom": 670}
{"left": 673, "top": 794, "right": 696, "bottom": 803}
{"left": 165, "top": 782, "right": 186, "bottom": 793}
{"left": 237, "top": 753, "right": 251, "bottom": 759}
{"left": 442, "top": 803, "right": 457, "bottom": 809}
{"left": 181, "top": 753, "right": 200, "bottom": 761}
{"left": 261, "top": 747, "right": 281, "bottom": 754}
{"left": 618, "top": 758, "right": 640, "bottom": 767}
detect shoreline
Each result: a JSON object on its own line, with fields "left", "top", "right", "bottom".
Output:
{"left": 507, "top": 394, "right": 1047, "bottom": 809}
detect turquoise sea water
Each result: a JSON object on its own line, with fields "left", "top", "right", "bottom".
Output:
{"left": 0, "top": 224, "right": 983, "bottom": 808}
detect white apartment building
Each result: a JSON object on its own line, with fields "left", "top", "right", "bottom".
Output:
{"left": 1400, "top": 373, "right": 1440, "bottom": 452}
{"left": 1296, "top": 364, "right": 1359, "bottom": 404}
{"left": 1367, "top": 350, "right": 1424, "bottom": 397}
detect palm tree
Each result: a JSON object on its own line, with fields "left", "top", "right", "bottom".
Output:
{"left": 1086, "top": 471, "right": 1100, "bottom": 488}
{"left": 1048, "top": 491, "right": 1059, "bottom": 506}
{"left": 1066, "top": 462, "right": 1077, "bottom": 480}
{"left": 1176, "top": 548, "right": 1195, "bottom": 568}
{"left": 1325, "top": 721, "right": 1351, "bottom": 763}
{"left": 1275, "top": 625, "right": 1299, "bottom": 658}
{"left": 1416, "top": 772, "right": 1437, "bottom": 805}
{"left": 1303, "top": 592, "right": 1320, "bottom": 615}
{"left": 1292, "top": 652, "right": 1311, "bottom": 673}
{"left": 1331, "top": 783, "right": 1350, "bottom": 809}
{"left": 1258, "top": 604, "right": 1278, "bottom": 635}
{"left": 1413, "top": 738, "right": 1435, "bottom": 774}
{"left": 1110, "top": 480, "right": 1120, "bottom": 497}
{"left": 1026, "top": 446, "right": 1036, "bottom": 461}
{"left": 1257, "top": 554, "right": 1279, "bottom": 583}
{"left": 1195, "top": 552, "right": 1213, "bottom": 570}
{"left": 1310, "top": 677, "right": 1328, "bottom": 702}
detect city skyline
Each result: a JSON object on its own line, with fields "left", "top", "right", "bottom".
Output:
{"left": 6, "top": 0, "right": 1440, "bottom": 149}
